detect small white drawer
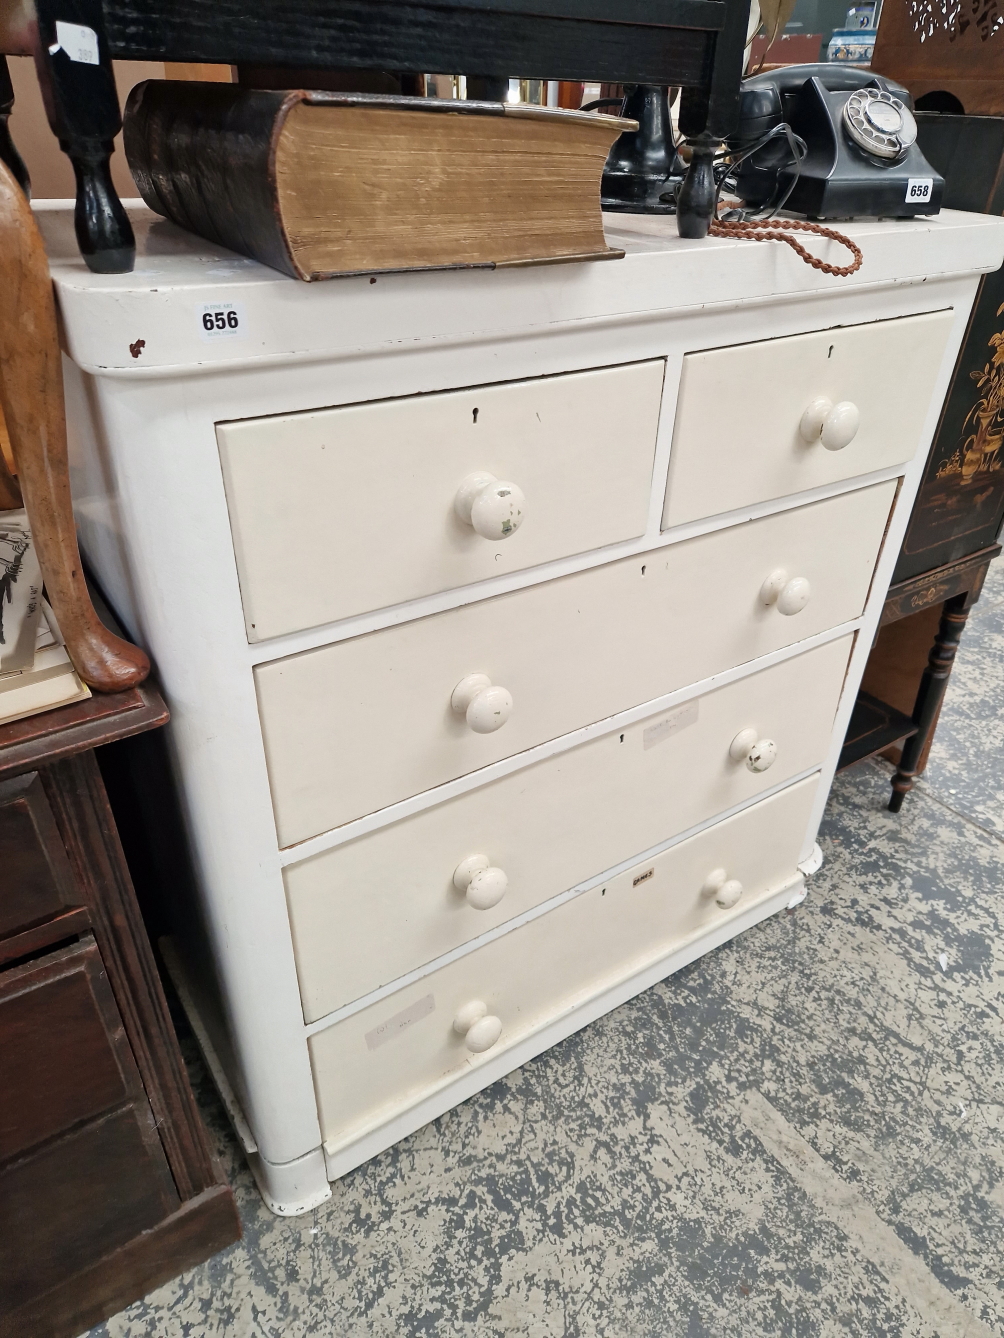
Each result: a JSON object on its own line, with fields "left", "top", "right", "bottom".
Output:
{"left": 257, "top": 480, "right": 895, "bottom": 846}
{"left": 218, "top": 360, "right": 664, "bottom": 642}
{"left": 662, "top": 309, "right": 953, "bottom": 529}
{"left": 287, "top": 634, "right": 851, "bottom": 1022}
{"left": 308, "top": 775, "right": 818, "bottom": 1154}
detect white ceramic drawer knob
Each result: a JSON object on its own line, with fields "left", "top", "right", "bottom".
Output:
{"left": 700, "top": 868, "right": 744, "bottom": 907}
{"left": 455, "top": 472, "right": 526, "bottom": 541}
{"left": 716, "top": 879, "right": 744, "bottom": 909}
{"left": 729, "top": 729, "right": 777, "bottom": 772}
{"left": 453, "top": 999, "right": 503, "bottom": 1052}
{"left": 453, "top": 854, "right": 509, "bottom": 910}
{"left": 760, "top": 568, "right": 811, "bottom": 616}
{"left": 451, "top": 673, "right": 513, "bottom": 734}
{"left": 799, "top": 396, "right": 860, "bottom": 451}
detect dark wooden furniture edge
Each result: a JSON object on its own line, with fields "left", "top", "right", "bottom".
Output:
{"left": 838, "top": 690, "right": 918, "bottom": 771}
{"left": 0, "top": 902, "right": 90, "bottom": 968}
{"left": 0, "top": 680, "right": 169, "bottom": 783}
{"left": 841, "top": 544, "right": 1000, "bottom": 793}
{"left": 0, "top": 1182, "right": 239, "bottom": 1338}
{"left": 42, "top": 749, "right": 228, "bottom": 1205}
{"left": 879, "top": 543, "right": 1001, "bottom": 625}
{"left": 888, "top": 583, "right": 985, "bottom": 810}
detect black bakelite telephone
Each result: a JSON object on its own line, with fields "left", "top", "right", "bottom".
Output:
{"left": 728, "top": 63, "right": 944, "bottom": 219}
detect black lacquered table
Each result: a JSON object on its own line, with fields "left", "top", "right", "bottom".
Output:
{"left": 7, "top": 0, "right": 751, "bottom": 271}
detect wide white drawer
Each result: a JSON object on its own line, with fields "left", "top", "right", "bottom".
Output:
{"left": 662, "top": 309, "right": 953, "bottom": 529}
{"left": 287, "top": 634, "right": 851, "bottom": 1022}
{"left": 308, "top": 775, "right": 818, "bottom": 1153}
{"left": 218, "top": 360, "right": 664, "bottom": 642}
{"left": 258, "top": 480, "right": 894, "bottom": 846}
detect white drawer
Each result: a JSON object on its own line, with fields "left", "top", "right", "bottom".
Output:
{"left": 308, "top": 775, "right": 818, "bottom": 1153}
{"left": 257, "top": 480, "right": 895, "bottom": 846}
{"left": 662, "top": 310, "right": 953, "bottom": 529}
{"left": 287, "top": 634, "right": 851, "bottom": 1021}
{"left": 218, "top": 360, "right": 664, "bottom": 642}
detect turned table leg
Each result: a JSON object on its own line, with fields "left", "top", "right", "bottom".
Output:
{"left": 888, "top": 590, "right": 973, "bottom": 812}
{"left": 31, "top": 0, "right": 134, "bottom": 273}
{"left": 676, "top": 134, "right": 718, "bottom": 238}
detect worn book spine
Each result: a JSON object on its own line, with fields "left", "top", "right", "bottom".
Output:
{"left": 124, "top": 82, "right": 303, "bottom": 279}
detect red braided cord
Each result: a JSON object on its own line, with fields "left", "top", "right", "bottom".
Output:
{"left": 708, "top": 216, "right": 863, "bottom": 277}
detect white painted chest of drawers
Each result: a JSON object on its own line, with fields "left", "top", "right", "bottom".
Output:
{"left": 43, "top": 202, "right": 1004, "bottom": 1214}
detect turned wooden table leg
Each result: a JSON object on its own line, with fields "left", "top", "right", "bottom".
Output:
{"left": 31, "top": 0, "right": 134, "bottom": 274}
{"left": 889, "top": 590, "right": 973, "bottom": 812}
{"left": 0, "top": 160, "right": 149, "bottom": 690}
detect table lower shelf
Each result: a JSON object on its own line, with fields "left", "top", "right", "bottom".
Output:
{"left": 838, "top": 690, "right": 918, "bottom": 771}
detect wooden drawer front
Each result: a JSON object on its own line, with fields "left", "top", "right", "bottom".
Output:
{"left": 0, "top": 772, "right": 78, "bottom": 945}
{"left": 288, "top": 634, "right": 851, "bottom": 1021}
{"left": 0, "top": 937, "right": 178, "bottom": 1309}
{"left": 663, "top": 310, "right": 953, "bottom": 529}
{"left": 218, "top": 360, "right": 664, "bottom": 642}
{"left": 308, "top": 775, "right": 818, "bottom": 1151}
{"left": 258, "top": 480, "right": 894, "bottom": 846}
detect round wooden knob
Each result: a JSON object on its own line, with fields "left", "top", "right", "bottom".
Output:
{"left": 453, "top": 855, "right": 509, "bottom": 910}
{"left": 799, "top": 396, "right": 860, "bottom": 450}
{"left": 746, "top": 738, "right": 777, "bottom": 772}
{"left": 716, "top": 879, "right": 744, "bottom": 908}
{"left": 730, "top": 729, "right": 778, "bottom": 772}
{"left": 729, "top": 727, "right": 758, "bottom": 762}
{"left": 700, "top": 868, "right": 743, "bottom": 907}
{"left": 760, "top": 568, "right": 810, "bottom": 616}
{"left": 777, "top": 576, "right": 811, "bottom": 616}
{"left": 451, "top": 673, "right": 513, "bottom": 734}
{"left": 701, "top": 867, "right": 728, "bottom": 897}
{"left": 454, "top": 472, "right": 526, "bottom": 540}
{"left": 453, "top": 999, "right": 503, "bottom": 1052}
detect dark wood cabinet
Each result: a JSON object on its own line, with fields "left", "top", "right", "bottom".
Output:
{"left": 839, "top": 113, "right": 1004, "bottom": 806}
{"left": 0, "top": 685, "right": 240, "bottom": 1338}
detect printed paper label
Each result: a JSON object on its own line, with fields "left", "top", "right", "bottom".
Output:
{"left": 643, "top": 699, "right": 699, "bottom": 750}
{"left": 906, "top": 178, "right": 933, "bottom": 204}
{"left": 54, "top": 22, "right": 100, "bottom": 65}
{"left": 365, "top": 994, "right": 435, "bottom": 1051}
{"left": 0, "top": 510, "right": 44, "bottom": 674}
{"left": 199, "top": 301, "right": 246, "bottom": 340}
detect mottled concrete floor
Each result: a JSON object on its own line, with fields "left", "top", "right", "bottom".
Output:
{"left": 88, "top": 563, "right": 1004, "bottom": 1338}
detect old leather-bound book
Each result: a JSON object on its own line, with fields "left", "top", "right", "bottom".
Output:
{"left": 124, "top": 82, "right": 631, "bottom": 280}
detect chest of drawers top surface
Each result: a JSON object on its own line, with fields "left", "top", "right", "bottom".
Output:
{"left": 38, "top": 205, "right": 1004, "bottom": 379}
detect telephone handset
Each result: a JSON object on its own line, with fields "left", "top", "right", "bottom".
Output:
{"left": 729, "top": 63, "right": 944, "bottom": 219}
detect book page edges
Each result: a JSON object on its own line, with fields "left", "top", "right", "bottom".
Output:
{"left": 300, "top": 246, "right": 625, "bottom": 282}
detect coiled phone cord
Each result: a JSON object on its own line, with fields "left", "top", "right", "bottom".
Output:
{"left": 708, "top": 215, "right": 863, "bottom": 276}
{"left": 706, "top": 122, "right": 863, "bottom": 276}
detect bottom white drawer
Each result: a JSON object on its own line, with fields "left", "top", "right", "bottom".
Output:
{"left": 308, "top": 774, "right": 819, "bottom": 1153}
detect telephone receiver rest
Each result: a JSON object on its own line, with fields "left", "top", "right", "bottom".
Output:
{"left": 729, "top": 63, "right": 923, "bottom": 213}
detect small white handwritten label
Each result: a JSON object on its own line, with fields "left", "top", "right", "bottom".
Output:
{"left": 632, "top": 868, "right": 655, "bottom": 887}
{"left": 906, "top": 177, "right": 933, "bottom": 204}
{"left": 199, "top": 301, "right": 246, "bottom": 340}
{"left": 365, "top": 994, "right": 435, "bottom": 1051}
{"left": 643, "top": 699, "right": 699, "bottom": 750}
{"left": 54, "top": 21, "right": 100, "bottom": 65}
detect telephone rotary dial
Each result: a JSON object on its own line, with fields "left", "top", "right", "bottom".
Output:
{"left": 729, "top": 64, "right": 943, "bottom": 220}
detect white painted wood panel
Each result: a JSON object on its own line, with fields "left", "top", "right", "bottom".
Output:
{"left": 663, "top": 310, "right": 954, "bottom": 529}
{"left": 308, "top": 775, "right": 818, "bottom": 1152}
{"left": 257, "top": 481, "right": 895, "bottom": 846}
{"left": 287, "top": 635, "right": 852, "bottom": 1021}
{"left": 218, "top": 360, "right": 664, "bottom": 642}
